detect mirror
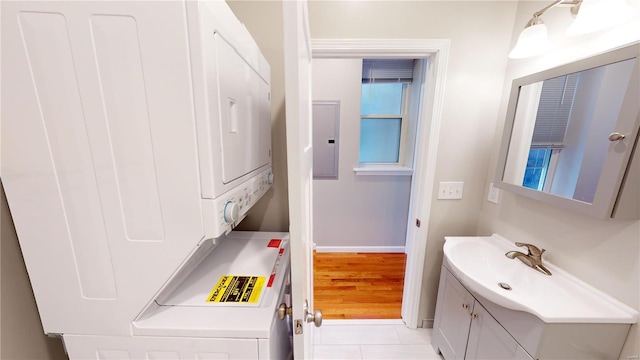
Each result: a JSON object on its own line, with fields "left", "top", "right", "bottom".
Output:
{"left": 496, "top": 44, "right": 640, "bottom": 218}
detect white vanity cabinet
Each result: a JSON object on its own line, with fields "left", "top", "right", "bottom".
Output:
{"left": 466, "top": 302, "right": 533, "bottom": 360}
{"left": 433, "top": 266, "right": 533, "bottom": 360}
{"left": 437, "top": 235, "right": 636, "bottom": 360}
{"left": 432, "top": 265, "right": 473, "bottom": 359}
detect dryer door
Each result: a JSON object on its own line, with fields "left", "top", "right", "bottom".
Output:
{"left": 215, "top": 33, "right": 271, "bottom": 185}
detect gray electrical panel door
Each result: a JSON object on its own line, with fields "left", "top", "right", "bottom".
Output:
{"left": 312, "top": 101, "right": 340, "bottom": 179}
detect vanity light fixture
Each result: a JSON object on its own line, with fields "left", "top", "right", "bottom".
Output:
{"left": 508, "top": 0, "right": 634, "bottom": 59}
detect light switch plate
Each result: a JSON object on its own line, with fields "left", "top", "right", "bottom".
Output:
{"left": 438, "top": 181, "right": 464, "bottom": 200}
{"left": 488, "top": 182, "right": 500, "bottom": 204}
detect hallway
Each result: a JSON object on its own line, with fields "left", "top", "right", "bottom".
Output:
{"left": 314, "top": 252, "right": 407, "bottom": 319}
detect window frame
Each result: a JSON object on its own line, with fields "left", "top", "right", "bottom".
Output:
{"left": 358, "top": 82, "right": 411, "bottom": 166}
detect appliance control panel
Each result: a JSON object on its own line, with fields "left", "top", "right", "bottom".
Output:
{"left": 212, "top": 168, "right": 272, "bottom": 236}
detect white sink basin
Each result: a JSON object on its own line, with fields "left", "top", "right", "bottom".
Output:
{"left": 443, "top": 234, "right": 638, "bottom": 324}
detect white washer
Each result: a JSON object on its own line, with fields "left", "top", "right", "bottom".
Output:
{"left": 63, "top": 232, "right": 293, "bottom": 360}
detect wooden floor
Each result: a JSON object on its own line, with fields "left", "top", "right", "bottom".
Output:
{"left": 313, "top": 252, "right": 407, "bottom": 320}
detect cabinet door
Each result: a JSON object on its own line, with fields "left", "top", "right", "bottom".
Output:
{"left": 466, "top": 303, "right": 533, "bottom": 360}
{"left": 433, "top": 268, "right": 475, "bottom": 360}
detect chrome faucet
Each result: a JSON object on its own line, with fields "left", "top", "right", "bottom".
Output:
{"left": 505, "top": 242, "right": 552, "bottom": 276}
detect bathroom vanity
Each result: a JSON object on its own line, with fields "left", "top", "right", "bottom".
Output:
{"left": 433, "top": 267, "right": 533, "bottom": 360}
{"left": 432, "top": 235, "right": 637, "bottom": 360}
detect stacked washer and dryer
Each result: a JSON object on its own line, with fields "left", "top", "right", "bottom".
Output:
{"left": 1, "top": 1, "right": 292, "bottom": 359}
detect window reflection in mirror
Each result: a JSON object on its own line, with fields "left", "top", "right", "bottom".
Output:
{"left": 502, "top": 58, "right": 636, "bottom": 204}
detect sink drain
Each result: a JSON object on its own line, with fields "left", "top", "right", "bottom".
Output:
{"left": 498, "top": 282, "right": 512, "bottom": 291}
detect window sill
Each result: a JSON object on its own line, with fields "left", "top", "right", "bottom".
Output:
{"left": 353, "top": 165, "right": 413, "bottom": 176}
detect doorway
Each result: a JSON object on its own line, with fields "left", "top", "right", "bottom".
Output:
{"left": 310, "top": 39, "right": 450, "bottom": 328}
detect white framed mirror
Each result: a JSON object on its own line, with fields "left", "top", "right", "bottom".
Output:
{"left": 495, "top": 44, "right": 640, "bottom": 219}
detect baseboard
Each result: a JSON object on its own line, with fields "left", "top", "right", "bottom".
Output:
{"left": 322, "top": 319, "right": 405, "bottom": 326}
{"left": 422, "top": 319, "right": 434, "bottom": 328}
{"left": 314, "top": 245, "right": 405, "bottom": 253}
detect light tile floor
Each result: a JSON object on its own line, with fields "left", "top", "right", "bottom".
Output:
{"left": 313, "top": 320, "right": 442, "bottom": 360}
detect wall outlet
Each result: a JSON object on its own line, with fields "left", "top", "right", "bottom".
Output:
{"left": 438, "top": 181, "right": 464, "bottom": 200}
{"left": 488, "top": 182, "right": 500, "bottom": 204}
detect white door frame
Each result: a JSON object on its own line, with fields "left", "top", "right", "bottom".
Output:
{"left": 311, "top": 38, "right": 450, "bottom": 329}
{"left": 283, "top": 1, "right": 316, "bottom": 358}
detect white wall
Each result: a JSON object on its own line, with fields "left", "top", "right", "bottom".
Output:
{"left": 311, "top": 58, "right": 412, "bottom": 249}
{"left": 479, "top": 1, "right": 640, "bottom": 358}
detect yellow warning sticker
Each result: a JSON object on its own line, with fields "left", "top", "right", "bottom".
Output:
{"left": 207, "top": 275, "right": 266, "bottom": 303}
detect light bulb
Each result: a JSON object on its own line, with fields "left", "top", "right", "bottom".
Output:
{"left": 509, "top": 23, "right": 552, "bottom": 59}
{"left": 567, "top": 0, "right": 634, "bottom": 36}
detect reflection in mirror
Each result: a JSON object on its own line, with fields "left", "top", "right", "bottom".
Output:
{"left": 502, "top": 58, "right": 636, "bottom": 204}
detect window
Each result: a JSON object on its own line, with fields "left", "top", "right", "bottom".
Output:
{"left": 522, "top": 73, "right": 578, "bottom": 190}
{"left": 523, "top": 148, "right": 552, "bottom": 190}
{"left": 360, "top": 83, "right": 406, "bottom": 163}
{"left": 359, "top": 59, "right": 414, "bottom": 165}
